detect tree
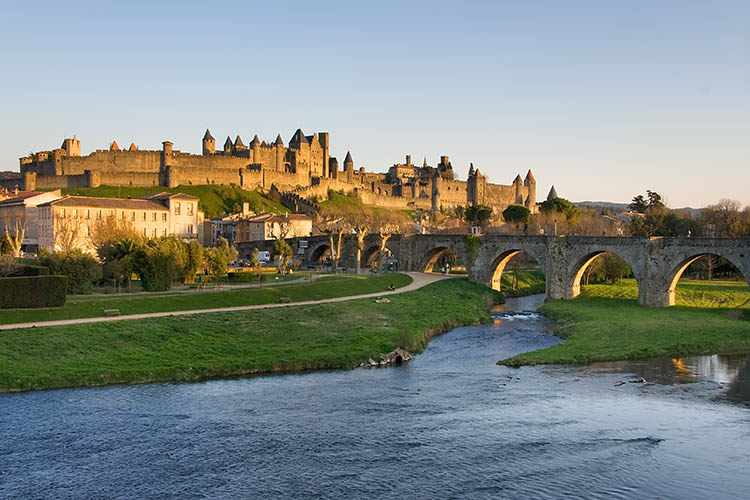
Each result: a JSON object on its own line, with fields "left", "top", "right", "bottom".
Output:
{"left": 502, "top": 205, "right": 530, "bottom": 232}
{"left": 53, "top": 214, "right": 87, "bottom": 253}
{"left": 0, "top": 254, "right": 19, "bottom": 277}
{"left": 133, "top": 244, "right": 178, "bottom": 292}
{"left": 184, "top": 240, "right": 203, "bottom": 283}
{"left": 350, "top": 205, "right": 372, "bottom": 274}
{"left": 314, "top": 207, "right": 350, "bottom": 272}
{"left": 272, "top": 238, "right": 293, "bottom": 273}
{"left": 628, "top": 195, "right": 648, "bottom": 214}
{"left": 373, "top": 210, "right": 409, "bottom": 272}
{"left": 465, "top": 204, "right": 493, "bottom": 228}
{"left": 90, "top": 216, "right": 141, "bottom": 251}
{"left": 700, "top": 199, "right": 744, "bottom": 237}
{"left": 540, "top": 198, "right": 580, "bottom": 222}
{"left": 248, "top": 247, "right": 262, "bottom": 281}
{"left": 38, "top": 249, "right": 103, "bottom": 294}
{"left": 584, "top": 253, "right": 631, "bottom": 285}
{"left": 0, "top": 234, "right": 11, "bottom": 255}
{"left": 2, "top": 215, "right": 26, "bottom": 258}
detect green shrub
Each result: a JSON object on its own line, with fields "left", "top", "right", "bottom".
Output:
{"left": 16, "top": 265, "right": 49, "bottom": 276}
{"left": 134, "top": 247, "right": 177, "bottom": 292}
{"left": 38, "top": 250, "right": 102, "bottom": 295}
{"left": 0, "top": 276, "right": 68, "bottom": 309}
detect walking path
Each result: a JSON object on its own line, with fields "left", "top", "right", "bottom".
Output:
{"left": 0, "top": 273, "right": 453, "bottom": 331}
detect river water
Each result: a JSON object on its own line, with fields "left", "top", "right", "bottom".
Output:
{"left": 1, "top": 295, "right": 750, "bottom": 499}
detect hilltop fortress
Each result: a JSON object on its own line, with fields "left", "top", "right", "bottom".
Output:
{"left": 5, "top": 129, "right": 537, "bottom": 214}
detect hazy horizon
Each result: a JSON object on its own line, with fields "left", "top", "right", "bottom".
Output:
{"left": 1, "top": 0, "right": 747, "bottom": 208}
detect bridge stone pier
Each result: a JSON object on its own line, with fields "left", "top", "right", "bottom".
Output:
{"left": 239, "top": 234, "right": 750, "bottom": 308}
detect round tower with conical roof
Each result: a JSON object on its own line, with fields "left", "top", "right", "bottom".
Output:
{"left": 202, "top": 129, "right": 215, "bottom": 155}
{"left": 524, "top": 169, "right": 536, "bottom": 212}
{"left": 344, "top": 151, "right": 354, "bottom": 183}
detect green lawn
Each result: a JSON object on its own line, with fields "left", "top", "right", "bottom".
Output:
{"left": 500, "top": 279, "right": 750, "bottom": 366}
{"left": 499, "top": 268, "right": 546, "bottom": 298}
{"left": 61, "top": 184, "right": 286, "bottom": 218}
{"left": 0, "top": 279, "right": 495, "bottom": 393}
{"left": 0, "top": 273, "right": 412, "bottom": 325}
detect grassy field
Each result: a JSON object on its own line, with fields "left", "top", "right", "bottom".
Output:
{"left": 499, "top": 268, "right": 546, "bottom": 298}
{"left": 0, "top": 273, "right": 412, "bottom": 325}
{"left": 500, "top": 279, "right": 750, "bottom": 366}
{"left": 0, "top": 279, "right": 496, "bottom": 393}
{"left": 61, "top": 184, "right": 286, "bottom": 218}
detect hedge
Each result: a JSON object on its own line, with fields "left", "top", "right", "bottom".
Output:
{"left": 0, "top": 275, "right": 68, "bottom": 309}
{"left": 13, "top": 265, "right": 50, "bottom": 276}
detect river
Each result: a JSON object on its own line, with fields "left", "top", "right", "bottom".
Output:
{"left": 1, "top": 295, "right": 749, "bottom": 499}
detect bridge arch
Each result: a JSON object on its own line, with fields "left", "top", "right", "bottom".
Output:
{"left": 661, "top": 252, "right": 749, "bottom": 307}
{"left": 418, "top": 246, "right": 459, "bottom": 273}
{"left": 488, "top": 249, "right": 545, "bottom": 292}
{"left": 566, "top": 249, "right": 642, "bottom": 302}
{"left": 309, "top": 242, "right": 331, "bottom": 263}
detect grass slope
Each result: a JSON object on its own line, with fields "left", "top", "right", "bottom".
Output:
{"left": 0, "top": 274, "right": 412, "bottom": 325}
{"left": 499, "top": 268, "right": 545, "bottom": 298}
{"left": 61, "top": 185, "right": 286, "bottom": 218}
{"left": 0, "top": 279, "right": 495, "bottom": 393}
{"left": 501, "top": 280, "right": 750, "bottom": 366}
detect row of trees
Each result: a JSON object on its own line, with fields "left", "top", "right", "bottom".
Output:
{"left": 312, "top": 205, "right": 411, "bottom": 273}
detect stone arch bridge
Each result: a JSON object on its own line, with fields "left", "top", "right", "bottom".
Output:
{"left": 238, "top": 235, "right": 750, "bottom": 307}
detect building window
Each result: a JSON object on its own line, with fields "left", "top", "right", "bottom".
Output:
{"left": 162, "top": 228, "right": 167, "bottom": 236}
{"left": 108, "top": 210, "right": 114, "bottom": 218}
{"left": 187, "top": 224, "right": 193, "bottom": 234}
{"left": 152, "top": 228, "right": 157, "bottom": 238}
{"left": 96, "top": 210, "right": 102, "bottom": 220}
{"left": 72, "top": 209, "right": 78, "bottom": 218}
{"left": 140, "top": 211, "right": 146, "bottom": 221}
{"left": 162, "top": 213, "right": 167, "bottom": 222}
{"left": 142, "top": 228, "right": 147, "bottom": 237}
{"left": 60, "top": 209, "right": 65, "bottom": 218}
{"left": 174, "top": 202, "right": 181, "bottom": 215}
{"left": 131, "top": 211, "right": 136, "bottom": 221}
{"left": 85, "top": 209, "right": 90, "bottom": 219}
{"left": 121, "top": 211, "right": 126, "bottom": 219}
{"left": 152, "top": 212, "right": 157, "bottom": 221}
{"left": 187, "top": 204, "right": 193, "bottom": 216}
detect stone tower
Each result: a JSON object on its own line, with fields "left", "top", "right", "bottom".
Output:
{"left": 202, "top": 129, "right": 215, "bottom": 155}
{"left": 319, "top": 132, "right": 330, "bottom": 178}
{"left": 547, "top": 185, "right": 558, "bottom": 201}
{"left": 61, "top": 136, "right": 81, "bottom": 156}
{"left": 513, "top": 174, "right": 524, "bottom": 204}
{"left": 329, "top": 157, "right": 339, "bottom": 179}
{"left": 344, "top": 151, "right": 354, "bottom": 183}
{"left": 274, "top": 134, "right": 285, "bottom": 171}
{"left": 524, "top": 169, "right": 536, "bottom": 211}
{"left": 467, "top": 168, "right": 486, "bottom": 205}
{"left": 223, "top": 136, "right": 233, "bottom": 155}
{"left": 431, "top": 168, "right": 441, "bottom": 213}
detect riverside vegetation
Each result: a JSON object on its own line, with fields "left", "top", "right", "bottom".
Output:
{"left": 0, "top": 277, "right": 500, "bottom": 393}
{"left": 501, "top": 278, "right": 750, "bottom": 366}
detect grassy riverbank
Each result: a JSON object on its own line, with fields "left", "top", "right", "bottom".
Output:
{"left": 500, "top": 280, "right": 750, "bottom": 366}
{"left": 0, "top": 274, "right": 412, "bottom": 325}
{"left": 0, "top": 279, "right": 497, "bottom": 393}
{"left": 499, "top": 268, "right": 545, "bottom": 298}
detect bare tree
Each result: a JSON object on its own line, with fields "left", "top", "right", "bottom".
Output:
{"left": 373, "top": 210, "right": 410, "bottom": 272}
{"left": 3, "top": 215, "right": 26, "bottom": 258}
{"left": 350, "top": 205, "right": 372, "bottom": 274}
{"left": 54, "top": 214, "right": 88, "bottom": 253}
{"left": 314, "top": 207, "right": 350, "bottom": 273}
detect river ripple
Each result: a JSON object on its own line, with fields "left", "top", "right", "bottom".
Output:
{"left": 1, "top": 295, "right": 749, "bottom": 499}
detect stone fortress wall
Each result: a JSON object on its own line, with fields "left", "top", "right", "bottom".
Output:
{"left": 5, "top": 130, "right": 538, "bottom": 216}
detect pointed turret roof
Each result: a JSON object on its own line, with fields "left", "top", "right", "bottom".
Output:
{"left": 289, "top": 128, "right": 308, "bottom": 146}
{"left": 423, "top": 157, "right": 428, "bottom": 168}
{"left": 329, "top": 156, "right": 338, "bottom": 164}
{"left": 513, "top": 174, "right": 523, "bottom": 185}
{"left": 344, "top": 151, "right": 353, "bottom": 163}
{"left": 234, "top": 135, "right": 245, "bottom": 148}
{"left": 203, "top": 129, "right": 214, "bottom": 141}
{"left": 249, "top": 134, "right": 260, "bottom": 147}
{"left": 110, "top": 140, "right": 120, "bottom": 151}
{"left": 525, "top": 169, "right": 535, "bottom": 182}
{"left": 468, "top": 163, "right": 475, "bottom": 176}
{"left": 547, "top": 185, "right": 558, "bottom": 201}
{"left": 224, "top": 136, "right": 233, "bottom": 149}
{"left": 274, "top": 134, "right": 284, "bottom": 146}
{"left": 128, "top": 142, "right": 138, "bottom": 151}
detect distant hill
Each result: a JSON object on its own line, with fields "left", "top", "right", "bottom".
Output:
{"left": 575, "top": 200, "right": 701, "bottom": 218}
{"left": 575, "top": 201, "right": 630, "bottom": 211}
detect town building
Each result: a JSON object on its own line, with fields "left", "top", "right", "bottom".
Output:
{"left": 0, "top": 190, "right": 63, "bottom": 253}
{"left": 236, "top": 213, "right": 313, "bottom": 242}
{"left": 37, "top": 192, "right": 202, "bottom": 253}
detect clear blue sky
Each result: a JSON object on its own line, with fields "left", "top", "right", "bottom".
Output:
{"left": 1, "top": 0, "right": 747, "bottom": 207}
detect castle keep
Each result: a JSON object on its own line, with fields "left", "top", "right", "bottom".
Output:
{"left": 6, "top": 130, "right": 538, "bottom": 215}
